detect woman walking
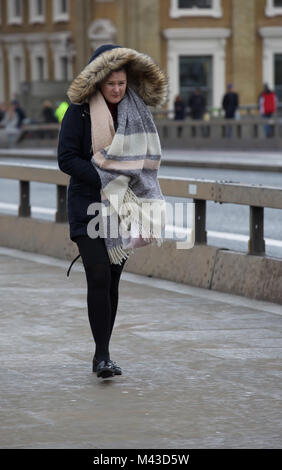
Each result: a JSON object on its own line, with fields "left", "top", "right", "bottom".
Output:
{"left": 57, "top": 44, "right": 167, "bottom": 379}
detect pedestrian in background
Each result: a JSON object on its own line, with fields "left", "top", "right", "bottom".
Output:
{"left": 174, "top": 95, "right": 186, "bottom": 120}
{"left": 11, "top": 100, "right": 26, "bottom": 129}
{"left": 222, "top": 83, "right": 239, "bottom": 119}
{"left": 188, "top": 88, "right": 206, "bottom": 120}
{"left": 188, "top": 88, "right": 206, "bottom": 137}
{"left": 0, "top": 103, "right": 6, "bottom": 124}
{"left": 55, "top": 101, "right": 69, "bottom": 123}
{"left": 42, "top": 100, "right": 58, "bottom": 123}
{"left": 259, "top": 84, "right": 277, "bottom": 138}
{"left": 0, "top": 102, "right": 21, "bottom": 146}
{"left": 222, "top": 83, "right": 239, "bottom": 138}
{"left": 174, "top": 95, "right": 186, "bottom": 137}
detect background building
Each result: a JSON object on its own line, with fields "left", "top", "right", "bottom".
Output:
{"left": 0, "top": 0, "right": 281, "bottom": 117}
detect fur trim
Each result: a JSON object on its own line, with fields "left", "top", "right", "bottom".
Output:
{"left": 67, "top": 47, "right": 168, "bottom": 107}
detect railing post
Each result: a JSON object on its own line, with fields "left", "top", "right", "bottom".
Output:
{"left": 56, "top": 184, "right": 67, "bottom": 223}
{"left": 248, "top": 206, "right": 265, "bottom": 255}
{"left": 194, "top": 199, "right": 207, "bottom": 244}
{"left": 18, "top": 180, "right": 31, "bottom": 217}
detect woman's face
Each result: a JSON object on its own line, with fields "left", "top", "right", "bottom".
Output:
{"left": 100, "top": 70, "right": 127, "bottom": 104}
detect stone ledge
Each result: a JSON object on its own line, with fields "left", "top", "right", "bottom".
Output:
{"left": 0, "top": 214, "right": 281, "bottom": 305}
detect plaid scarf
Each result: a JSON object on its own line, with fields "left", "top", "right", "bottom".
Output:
{"left": 89, "top": 87, "right": 166, "bottom": 264}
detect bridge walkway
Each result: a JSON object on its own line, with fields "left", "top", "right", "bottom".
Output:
{"left": 0, "top": 247, "right": 281, "bottom": 449}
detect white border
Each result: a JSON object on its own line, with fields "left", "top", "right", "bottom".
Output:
{"left": 265, "top": 0, "right": 282, "bottom": 17}
{"left": 170, "top": 0, "right": 222, "bottom": 18}
{"left": 163, "top": 28, "right": 230, "bottom": 111}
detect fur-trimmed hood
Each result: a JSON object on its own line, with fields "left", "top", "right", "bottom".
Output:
{"left": 67, "top": 46, "right": 168, "bottom": 107}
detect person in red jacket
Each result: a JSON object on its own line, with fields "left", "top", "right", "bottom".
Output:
{"left": 259, "top": 84, "right": 277, "bottom": 137}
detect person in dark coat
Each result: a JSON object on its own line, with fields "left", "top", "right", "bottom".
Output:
{"left": 188, "top": 88, "right": 206, "bottom": 120}
{"left": 11, "top": 100, "right": 26, "bottom": 128}
{"left": 57, "top": 44, "right": 167, "bottom": 379}
{"left": 222, "top": 83, "right": 239, "bottom": 138}
{"left": 174, "top": 95, "right": 186, "bottom": 137}
{"left": 42, "top": 100, "right": 58, "bottom": 123}
{"left": 174, "top": 95, "right": 185, "bottom": 120}
{"left": 222, "top": 83, "right": 239, "bottom": 119}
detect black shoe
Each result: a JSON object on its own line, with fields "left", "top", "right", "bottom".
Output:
{"left": 108, "top": 360, "right": 122, "bottom": 376}
{"left": 95, "top": 360, "right": 115, "bottom": 379}
{"left": 93, "top": 357, "right": 122, "bottom": 376}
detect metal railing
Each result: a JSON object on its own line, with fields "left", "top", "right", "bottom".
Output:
{"left": 0, "top": 164, "right": 68, "bottom": 222}
{"left": 1, "top": 163, "right": 281, "bottom": 257}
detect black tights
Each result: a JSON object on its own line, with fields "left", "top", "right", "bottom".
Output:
{"left": 75, "top": 235, "right": 126, "bottom": 362}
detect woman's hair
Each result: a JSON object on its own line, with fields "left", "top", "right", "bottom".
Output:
{"left": 101, "top": 66, "right": 128, "bottom": 84}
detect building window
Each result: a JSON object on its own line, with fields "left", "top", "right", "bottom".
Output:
{"left": 10, "top": 55, "right": 25, "bottom": 97}
{"left": 60, "top": 57, "right": 69, "bottom": 81}
{"left": 27, "top": 39, "right": 48, "bottom": 81}
{"left": 7, "top": 0, "right": 23, "bottom": 24}
{"left": 29, "top": 0, "right": 45, "bottom": 24}
{"left": 260, "top": 27, "right": 282, "bottom": 98}
{"left": 180, "top": 55, "right": 213, "bottom": 108}
{"left": 179, "top": 0, "right": 212, "bottom": 8}
{"left": 50, "top": 32, "right": 74, "bottom": 80}
{"left": 266, "top": 0, "right": 282, "bottom": 16}
{"left": 170, "top": 0, "right": 222, "bottom": 17}
{"left": 163, "top": 28, "right": 230, "bottom": 110}
{"left": 53, "top": 0, "right": 70, "bottom": 22}
{"left": 14, "top": 0, "right": 22, "bottom": 16}
{"left": 36, "top": 57, "right": 45, "bottom": 81}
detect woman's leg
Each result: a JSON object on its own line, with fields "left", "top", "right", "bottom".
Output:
{"left": 75, "top": 235, "right": 112, "bottom": 362}
{"left": 75, "top": 235, "right": 125, "bottom": 362}
{"left": 109, "top": 260, "right": 126, "bottom": 338}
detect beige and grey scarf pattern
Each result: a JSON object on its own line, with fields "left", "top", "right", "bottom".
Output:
{"left": 89, "top": 87, "right": 166, "bottom": 264}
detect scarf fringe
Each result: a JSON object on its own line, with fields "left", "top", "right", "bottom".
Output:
{"left": 120, "top": 187, "right": 165, "bottom": 242}
{"left": 108, "top": 244, "right": 131, "bottom": 265}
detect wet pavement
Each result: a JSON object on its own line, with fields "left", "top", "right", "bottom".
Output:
{"left": 0, "top": 246, "right": 282, "bottom": 449}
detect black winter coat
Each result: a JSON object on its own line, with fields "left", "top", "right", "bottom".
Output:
{"left": 58, "top": 44, "right": 168, "bottom": 244}
{"left": 222, "top": 92, "right": 239, "bottom": 118}
{"left": 57, "top": 103, "right": 102, "bottom": 241}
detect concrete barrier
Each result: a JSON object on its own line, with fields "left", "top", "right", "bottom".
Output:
{"left": 0, "top": 164, "right": 281, "bottom": 305}
{"left": 0, "top": 213, "right": 282, "bottom": 305}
